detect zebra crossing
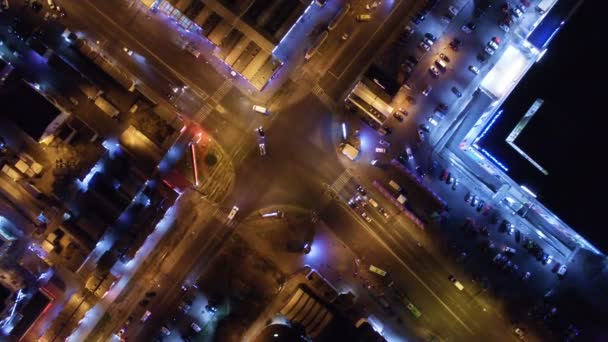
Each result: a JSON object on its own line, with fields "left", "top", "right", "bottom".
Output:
{"left": 312, "top": 84, "right": 335, "bottom": 108}
{"left": 210, "top": 80, "right": 233, "bottom": 103}
{"left": 329, "top": 169, "right": 353, "bottom": 193}
{"left": 193, "top": 102, "right": 214, "bottom": 123}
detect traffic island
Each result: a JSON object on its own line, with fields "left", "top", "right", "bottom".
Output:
{"left": 168, "top": 135, "right": 234, "bottom": 202}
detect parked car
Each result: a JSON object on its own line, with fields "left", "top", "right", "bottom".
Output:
{"left": 471, "top": 196, "right": 479, "bottom": 207}
{"left": 405, "top": 146, "right": 414, "bottom": 159}
{"left": 439, "top": 53, "right": 450, "bottom": 62}
{"left": 452, "top": 179, "right": 459, "bottom": 190}
{"left": 469, "top": 65, "right": 480, "bottom": 74}
{"left": 429, "top": 65, "right": 440, "bottom": 77}
{"left": 451, "top": 86, "right": 463, "bottom": 97}
{"left": 557, "top": 265, "right": 567, "bottom": 277}
{"left": 461, "top": 22, "right": 476, "bottom": 33}
{"left": 422, "top": 84, "right": 432, "bottom": 96}
{"left": 449, "top": 38, "right": 462, "bottom": 51}
{"left": 484, "top": 46, "right": 495, "bottom": 55}
{"left": 379, "top": 140, "right": 391, "bottom": 147}
{"left": 522, "top": 271, "right": 531, "bottom": 280}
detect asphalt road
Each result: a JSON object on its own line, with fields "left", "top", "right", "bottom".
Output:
{"left": 5, "top": 0, "right": 547, "bottom": 341}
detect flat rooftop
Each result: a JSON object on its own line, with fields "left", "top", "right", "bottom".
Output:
{"left": 476, "top": 0, "right": 606, "bottom": 252}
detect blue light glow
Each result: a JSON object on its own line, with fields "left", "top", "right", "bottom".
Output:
{"left": 474, "top": 110, "right": 503, "bottom": 144}
{"left": 342, "top": 123, "right": 347, "bottom": 140}
{"left": 478, "top": 147, "right": 509, "bottom": 172}
{"left": 273, "top": 3, "right": 313, "bottom": 54}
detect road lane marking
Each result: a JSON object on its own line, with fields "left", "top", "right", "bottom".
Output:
{"left": 84, "top": 1, "right": 210, "bottom": 100}
{"left": 330, "top": 0, "right": 408, "bottom": 80}
{"left": 338, "top": 202, "right": 475, "bottom": 335}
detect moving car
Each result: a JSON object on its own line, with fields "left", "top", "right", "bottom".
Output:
{"left": 253, "top": 105, "right": 269, "bottom": 114}
{"left": 259, "top": 143, "right": 266, "bottom": 156}
{"left": 448, "top": 275, "right": 464, "bottom": 290}
{"left": 227, "top": 206, "right": 239, "bottom": 220}
{"left": 123, "top": 47, "right": 133, "bottom": 56}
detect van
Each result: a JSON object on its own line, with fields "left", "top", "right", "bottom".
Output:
{"left": 253, "top": 105, "right": 268, "bottom": 115}
{"left": 368, "top": 198, "right": 379, "bottom": 208}
{"left": 356, "top": 14, "right": 371, "bottom": 22}
{"left": 388, "top": 180, "right": 401, "bottom": 192}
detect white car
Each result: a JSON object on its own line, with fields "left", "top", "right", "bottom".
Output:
{"left": 419, "top": 41, "right": 430, "bottom": 51}
{"left": 361, "top": 212, "right": 372, "bottom": 223}
{"left": 227, "top": 206, "right": 239, "bottom": 220}
{"left": 448, "top": 5, "right": 459, "bottom": 15}
{"left": 427, "top": 117, "right": 439, "bottom": 126}
{"left": 488, "top": 40, "right": 499, "bottom": 50}
{"left": 461, "top": 24, "right": 472, "bottom": 33}
{"left": 375, "top": 147, "right": 386, "bottom": 153}
{"left": 557, "top": 264, "right": 567, "bottom": 276}
{"left": 512, "top": 7, "right": 523, "bottom": 17}
{"left": 123, "top": 47, "right": 133, "bottom": 56}
{"left": 422, "top": 85, "right": 432, "bottom": 96}
{"left": 259, "top": 143, "right": 266, "bottom": 156}
{"left": 468, "top": 65, "right": 480, "bottom": 74}
{"left": 429, "top": 65, "right": 440, "bottom": 77}
{"left": 379, "top": 140, "right": 391, "bottom": 147}
{"left": 484, "top": 46, "right": 495, "bottom": 55}
{"left": 499, "top": 23, "right": 510, "bottom": 32}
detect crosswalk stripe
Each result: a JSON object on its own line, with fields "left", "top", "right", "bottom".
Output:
{"left": 330, "top": 169, "right": 352, "bottom": 192}
{"left": 194, "top": 103, "right": 214, "bottom": 123}
{"left": 210, "top": 80, "right": 232, "bottom": 103}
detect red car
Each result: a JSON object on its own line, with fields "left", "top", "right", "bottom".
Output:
{"left": 492, "top": 36, "right": 501, "bottom": 44}
{"left": 520, "top": 0, "right": 531, "bottom": 8}
{"left": 441, "top": 169, "right": 450, "bottom": 181}
{"left": 482, "top": 203, "right": 492, "bottom": 216}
